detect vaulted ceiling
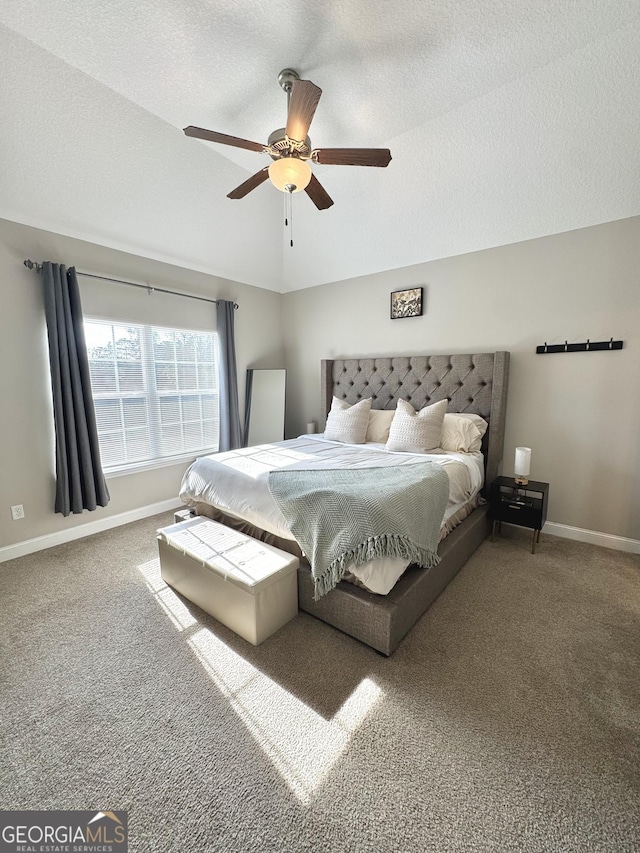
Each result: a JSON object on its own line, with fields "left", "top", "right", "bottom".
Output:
{"left": 1, "top": 1, "right": 639, "bottom": 292}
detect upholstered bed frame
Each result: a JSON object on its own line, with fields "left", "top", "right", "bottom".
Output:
{"left": 296, "top": 352, "right": 510, "bottom": 655}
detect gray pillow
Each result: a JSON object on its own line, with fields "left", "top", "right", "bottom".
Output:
{"left": 385, "top": 398, "right": 448, "bottom": 453}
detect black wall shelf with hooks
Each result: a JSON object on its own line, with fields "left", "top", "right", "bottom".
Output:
{"left": 536, "top": 339, "right": 623, "bottom": 354}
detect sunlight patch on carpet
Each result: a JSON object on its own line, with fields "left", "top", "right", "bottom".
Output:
{"left": 189, "top": 628, "right": 383, "bottom": 804}
{"left": 137, "top": 557, "right": 383, "bottom": 803}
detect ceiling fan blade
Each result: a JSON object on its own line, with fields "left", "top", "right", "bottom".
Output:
{"left": 285, "top": 80, "right": 322, "bottom": 143}
{"left": 313, "top": 148, "right": 392, "bottom": 167}
{"left": 227, "top": 167, "right": 270, "bottom": 199}
{"left": 184, "top": 126, "right": 265, "bottom": 152}
{"left": 304, "top": 173, "right": 334, "bottom": 210}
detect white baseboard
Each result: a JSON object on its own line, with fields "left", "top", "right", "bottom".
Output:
{"left": 543, "top": 522, "right": 640, "bottom": 554}
{"left": 0, "top": 498, "right": 181, "bottom": 563}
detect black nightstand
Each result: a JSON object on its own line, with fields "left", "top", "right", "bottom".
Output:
{"left": 490, "top": 476, "right": 549, "bottom": 554}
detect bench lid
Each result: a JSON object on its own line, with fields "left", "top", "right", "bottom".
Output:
{"left": 157, "top": 517, "right": 299, "bottom": 592}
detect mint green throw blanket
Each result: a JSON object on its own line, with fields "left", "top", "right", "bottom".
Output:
{"left": 268, "top": 462, "right": 449, "bottom": 599}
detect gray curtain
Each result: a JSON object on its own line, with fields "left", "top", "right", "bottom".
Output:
{"left": 216, "top": 299, "right": 243, "bottom": 451}
{"left": 42, "top": 262, "right": 110, "bottom": 516}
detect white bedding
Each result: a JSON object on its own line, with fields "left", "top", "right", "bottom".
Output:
{"left": 180, "top": 435, "right": 484, "bottom": 594}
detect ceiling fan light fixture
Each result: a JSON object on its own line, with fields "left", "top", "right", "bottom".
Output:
{"left": 268, "top": 157, "right": 312, "bottom": 193}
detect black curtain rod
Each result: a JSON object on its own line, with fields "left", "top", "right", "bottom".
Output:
{"left": 23, "top": 259, "right": 238, "bottom": 309}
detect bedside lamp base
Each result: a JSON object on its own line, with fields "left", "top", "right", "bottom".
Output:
{"left": 514, "top": 476, "right": 529, "bottom": 485}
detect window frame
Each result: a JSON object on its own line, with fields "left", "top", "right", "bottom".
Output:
{"left": 84, "top": 318, "right": 219, "bottom": 475}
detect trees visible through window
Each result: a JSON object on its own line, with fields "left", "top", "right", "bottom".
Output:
{"left": 84, "top": 320, "right": 219, "bottom": 470}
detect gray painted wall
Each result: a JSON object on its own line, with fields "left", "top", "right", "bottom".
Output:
{"left": 1, "top": 215, "right": 638, "bottom": 550}
{"left": 282, "top": 216, "right": 640, "bottom": 541}
{"left": 0, "top": 218, "right": 284, "bottom": 549}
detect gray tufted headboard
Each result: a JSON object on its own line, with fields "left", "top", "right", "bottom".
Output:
{"left": 321, "top": 352, "right": 510, "bottom": 492}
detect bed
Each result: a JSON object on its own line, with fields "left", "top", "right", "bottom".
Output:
{"left": 181, "top": 352, "right": 510, "bottom": 655}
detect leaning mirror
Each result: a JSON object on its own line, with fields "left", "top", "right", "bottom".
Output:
{"left": 244, "top": 369, "right": 286, "bottom": 446}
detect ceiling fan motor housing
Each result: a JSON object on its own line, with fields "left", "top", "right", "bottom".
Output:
{"left": 267, "top": 128, "right": 312, "bottom": 159}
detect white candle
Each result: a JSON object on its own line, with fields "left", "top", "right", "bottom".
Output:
{"left": 514, "top": 447, "right": 532, "bottom": 480}
{"left": 306, "top": 421, "right": 316, "bottom": 434}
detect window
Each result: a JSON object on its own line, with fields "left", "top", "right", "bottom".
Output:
{"left": 85, "top": 320, "right": 219, "bottom": 471}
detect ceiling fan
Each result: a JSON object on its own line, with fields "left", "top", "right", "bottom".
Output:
{"left": 183, "top": 69, "right": 392, "bottom": 210}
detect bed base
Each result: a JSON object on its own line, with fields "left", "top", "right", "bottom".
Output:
{"left": 297, "top": 505, "right": 490, "bottom": 655}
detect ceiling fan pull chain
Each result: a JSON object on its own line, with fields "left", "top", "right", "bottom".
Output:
{"left": 283, "top": 186, "right": 294, "bottom": 247}
{"left": 290, "top": 191, "right": 294, "bottom": 247}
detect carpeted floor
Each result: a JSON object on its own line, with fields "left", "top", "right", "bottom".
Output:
{"left": 1, "top": 514, "right": 639, "bottom": 853}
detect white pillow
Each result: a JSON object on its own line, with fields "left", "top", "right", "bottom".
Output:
{"left": 441, "top": 413, "right": 489, "bottom": 453}
{"left": 385, "top": 398, "right": 448, "bottom": 453}
{"left": 324, "top": 397, "right": 372, "bottom": 444}
{"left": 365, "top": 409, "right": 395, "bottom": 443}
{"left": 441, "top": 413, "right": 488, "bottom": 453}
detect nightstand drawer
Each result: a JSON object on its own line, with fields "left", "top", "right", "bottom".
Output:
{"left": 492, "top": 502, "right": 542, "bottom": 529}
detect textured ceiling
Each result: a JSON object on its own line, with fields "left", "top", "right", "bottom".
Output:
{"left": 1, "top": 1, "right": 639, "bottom": 292}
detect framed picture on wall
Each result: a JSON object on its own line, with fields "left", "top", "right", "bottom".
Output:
{"left": 390, "top": 287, "right": 423, "bottom": 319}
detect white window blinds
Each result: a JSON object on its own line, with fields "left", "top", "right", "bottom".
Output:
{"left": 85, "top": 320, "right": 219, "bottom": 471}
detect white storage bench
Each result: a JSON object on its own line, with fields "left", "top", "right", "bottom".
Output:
{"left": 157, "top": 517, "right": 299, "bottom": 645}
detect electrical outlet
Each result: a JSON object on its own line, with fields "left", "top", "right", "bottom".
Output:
{"left": 11, "top": 504, "right": 25, "bottom": 521}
